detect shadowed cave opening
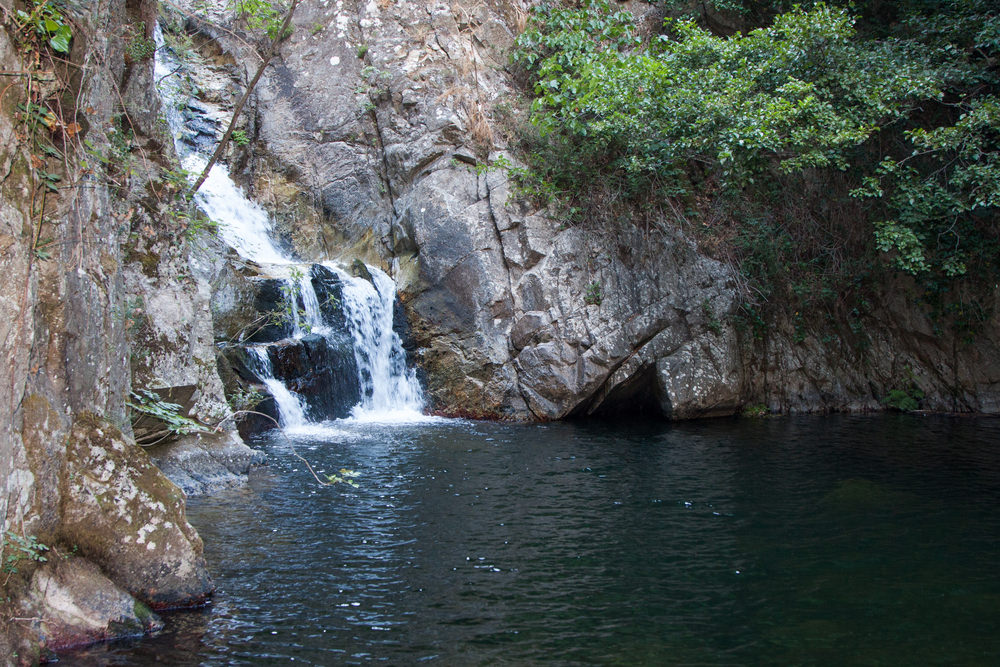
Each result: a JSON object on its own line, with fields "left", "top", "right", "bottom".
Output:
{"left": 577, "top": 364, "right": 669, "bottom": 419}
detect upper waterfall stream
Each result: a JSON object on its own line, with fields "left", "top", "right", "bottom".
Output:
{"left": 154, "top": 29, "right": 425, "bottom": 426}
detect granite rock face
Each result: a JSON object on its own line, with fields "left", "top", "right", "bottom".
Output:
{"left": 176, "top": 0, "right": 999, "bottom": 420}
{"left": 1, "top": 2, "right": 216, "bottom": 659}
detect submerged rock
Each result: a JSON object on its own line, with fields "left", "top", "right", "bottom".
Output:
{"left": 820, "top": 478, "right": 918, "bottom": 512}
{"left": 147, "top": 432, "right": 266, "bottom": 496}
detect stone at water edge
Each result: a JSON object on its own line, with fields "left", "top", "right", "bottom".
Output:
{"left": 58, "top": 414, "right": 214, "bottom": 609}
{"left": 18, "top": 558, "right": 163, "bottom": 652}
{"left": 147, "top": 431, "right": 267, "bottom": 496}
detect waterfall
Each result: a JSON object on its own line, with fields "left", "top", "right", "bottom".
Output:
{"left": 154, "top": 27, "right": 426, "bottom": 427}
{"left": 155, "top": 26, "right": 289, "bottom": 267}
{"left": 247, "top": 348, "right": 309, "bottom": 429}
{"left": 337, "top": 266, "right": 424, "bottom": 420}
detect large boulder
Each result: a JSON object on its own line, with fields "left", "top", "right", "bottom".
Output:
{"left": 267, "top": 334, "right": 361, "bottom": 420}
{"left": 18, "top": 558, "right": 163, "bottom": 652}
{"left": 58, "top": 415, "right": 213, "bottom": 609}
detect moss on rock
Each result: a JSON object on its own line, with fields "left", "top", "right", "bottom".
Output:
{"left": 57, "top": 413, "right": 214, "bottom": 609}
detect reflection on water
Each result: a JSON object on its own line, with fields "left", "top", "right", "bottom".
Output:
{"left": 69, "top": 415, "right": 1000, "bottom": 664}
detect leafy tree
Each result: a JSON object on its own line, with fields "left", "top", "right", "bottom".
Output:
{"left": 512, "top": 0, "right": 999, "bottom": 325}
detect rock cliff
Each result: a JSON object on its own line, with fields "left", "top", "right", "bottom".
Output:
{"left": 193, "top": 0, "right": 997, "bottom": 419}
{"left": 0, "top": 0, "right": 255, "bottom": 659}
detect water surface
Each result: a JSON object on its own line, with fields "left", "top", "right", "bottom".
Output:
{"left": 72, "top": 415, "right": 1000, "bottom": 664}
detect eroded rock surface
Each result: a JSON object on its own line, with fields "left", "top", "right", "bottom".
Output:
{"left": 157, "top": 0, "right": 1000, "bottom": 421}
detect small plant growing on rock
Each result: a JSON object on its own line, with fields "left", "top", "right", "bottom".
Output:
{"left": 2, "top": 531, "right": 49, "bottom": 581}
{"left": 883, "top": 388, "right": 924, "bottom": 412}
{"left": 11, "top": 0, "right": 73, "bottom": 54}
{"left": 228, "top": 0, "right": 294, "bottom": 40}
{"left": 231, "top": 129, "right": 250, "bottom": 146}
{"left": 702, "top": 298, "right": 722, "bottom": 335}
{"left": 584, "top": 281, "right": 603, "bottom": 306}
{"left": 883, "top": 365, "right": 925, "bottom": 412}
{"left": 227, "top": 386, "right": 267, "bottom": 413}
{"left": 124, "top": 21, "right": 156, "bottom": 63}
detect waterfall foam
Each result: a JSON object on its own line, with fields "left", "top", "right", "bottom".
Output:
{"left": 247, "top": 348, "right": 309, "bottom": 429}
{"left": 335, "top": 265, "right": 425, "bottom": 421}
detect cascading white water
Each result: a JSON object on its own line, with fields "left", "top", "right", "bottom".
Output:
{"left": 247, "top": 348, "right": 309, "bottom": 428}
{"left": 154, "top": 28, "right": 427, "bottom": 425}
{"left": 155, "top": 27, "right": 289, "bottom": 267}
{"left": 191, "top": 162, "right": 290, "bottom": 266}
{"left": 335, "top": 265, "right": 425, "bottom": 420}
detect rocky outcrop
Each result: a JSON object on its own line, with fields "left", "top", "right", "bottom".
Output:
{"left": 59, "top": 416, "right": 213, "bottom": 609}
{"left": 122, "top": 227, "right": 265, "bottom": 494}
{"left": 1, "top": 1, "right": 216, "bottom": 659}
{"left": 18, "top": 558, "right": 163, "bottom": 653}
{"left": 208, "top": 0, "right": 997, "bottom": 420}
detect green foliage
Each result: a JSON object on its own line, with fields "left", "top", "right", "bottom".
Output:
{"left": 228, "top": 0, "right": 293, "bottom": 40}
{"left": 127, "top": 389, "right": 214, "bottom": 437}
{"left": 12, "top": 0, "right": 73, "bottom": 54}
{"left": 231, "top": 129, "right": 250, "bottom": 146}
{"left": 742, "top": 403, "right": 769, "bottom": 417}
{"left": 474, "top": 154, "right": 511, "bottom": 177}
{"left": 176, "top": 206, "right": 218, "bottom": 241}
{"left": 858, "top": 97, "right": 1000, "bottom": 279}
{"left": 273, "top": 267, "right": 310, "bottom": 330}
{"left": 124, "top": 21, "right": 156, "bottom": 63}
{"left": 702, "top": 298, "right": 722, "bottom": 335}
{"left": 882, "top": 365, "right": 925, "bottom": 411}
{"left": 883, "top": 388, "right": 924, "bottom": 412}
{"left": 584, "top": 281, "right": 603, "bottom": 305}
{"left": 512, "top": 0, "right": 1000, "bottom": 332}
{"left": 2, "top": 531, "right": 49, "bottom": 575}
{"left": 325, "top": 468, "right": 360, "bottom": 488}
{"left": 227, "top": 386, "right": 266, "bottom": 413}
{"left": 516, "top": 2, "right": 938, "bottom": 189}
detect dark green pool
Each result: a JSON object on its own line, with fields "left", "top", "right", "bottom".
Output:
{"left": 70, "top": 415, "right": 1000, "bottom": 664}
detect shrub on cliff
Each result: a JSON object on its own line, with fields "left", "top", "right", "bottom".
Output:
{"left": 512, "top": 0, "right": 999, "bottom": 331}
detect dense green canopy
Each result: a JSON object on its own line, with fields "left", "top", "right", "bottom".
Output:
{"left": 513, "top": 0, "right": 999, "bottom": 297}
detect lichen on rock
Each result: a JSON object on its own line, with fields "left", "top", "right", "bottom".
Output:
{"left": 58, "top": 414, "right": 214, "bottom": 610}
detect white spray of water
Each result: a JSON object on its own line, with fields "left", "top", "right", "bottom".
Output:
{"left": 333, "top": 264, "right": 426, "bottom": 421}
{"left": 247, "top": 348, "right": 309, "bottom": 429}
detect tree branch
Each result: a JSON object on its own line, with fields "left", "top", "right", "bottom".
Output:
{"left": 188, "top": 0, "right": 299, "bottom": 197}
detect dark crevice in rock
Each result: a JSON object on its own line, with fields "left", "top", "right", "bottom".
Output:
{"left": 576, "top": 363, "right": 663, "bottom": 419}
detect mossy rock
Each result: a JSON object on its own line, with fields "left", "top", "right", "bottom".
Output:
{"left": 57, "top": 413, "right": 214, "bottom": 609}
